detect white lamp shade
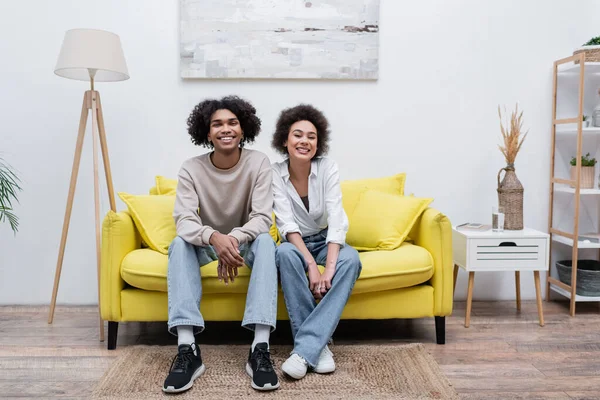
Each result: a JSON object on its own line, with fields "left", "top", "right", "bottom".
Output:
{"left": 55, "top": 28, "right": 129, "bottom": 82}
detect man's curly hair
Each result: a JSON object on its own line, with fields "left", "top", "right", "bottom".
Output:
{"left": 271, "top": 104, "right": 330, "bottom": 157}
{"left": 186, "top": 95, "right": 261, "bottom": 148}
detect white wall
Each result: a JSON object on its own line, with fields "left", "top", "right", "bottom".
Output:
{"left": 1, "top": 0, "right": 599, "bottom": 305}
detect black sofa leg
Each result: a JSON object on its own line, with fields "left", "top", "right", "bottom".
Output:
{"left": 108, "top": 322, "right": 118, "bottom": 350}
{"left": 435, "top": 316, "right": 445, "bottom": 344}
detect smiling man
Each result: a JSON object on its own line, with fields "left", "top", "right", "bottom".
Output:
{"left": 163, "top": 96, "right": 279, "bottom": 393}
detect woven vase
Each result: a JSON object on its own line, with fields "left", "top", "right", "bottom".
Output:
{"left": 497, "top": 164, "right": 524, "bottom": 230}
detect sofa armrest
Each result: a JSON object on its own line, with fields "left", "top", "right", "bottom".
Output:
{"left": 100, "top": 210, "right": 141, "bottom": 321}
{"left": 410, "top": 207, "right": 453, "bottom": 315}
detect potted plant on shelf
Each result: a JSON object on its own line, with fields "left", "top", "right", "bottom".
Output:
{"left": 574, "top": 36, "right": 600, "bottom": 63}
{"left": 583, "top": 115, "right": 590, "bottom": 128}
{"left": 0, "top": 157, "right": 22, "bottom": 234}
{"left": 570, "top": 152, "right": 597, "bottom": 189}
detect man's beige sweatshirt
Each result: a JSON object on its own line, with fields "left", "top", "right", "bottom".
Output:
{"left": 173, "top": 148, "right": 273, "bottom": 246}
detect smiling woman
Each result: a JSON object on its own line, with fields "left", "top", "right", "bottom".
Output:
{"left": 271, "top": 104, "right": 330, "bottom": 157}
{"left": 270, "top": 104, "right": 362, "bottom": 380}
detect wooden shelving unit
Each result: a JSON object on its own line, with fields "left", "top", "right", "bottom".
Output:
{"left": 547, "top": 53, "right": 600, "bottom": 315}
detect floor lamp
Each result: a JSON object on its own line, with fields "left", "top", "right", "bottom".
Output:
{"left": 48, "top": 29, "right": 129, "bottom": 342}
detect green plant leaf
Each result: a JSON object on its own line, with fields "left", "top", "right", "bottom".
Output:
{"left": 584, "top": 36, "right": 600, "bottom": 46}
{"left": 0, "top": 157, "right": 22, "bottom": 234}
{"left": 0, "top": 207, "right": 18, "bottom": 233}
{"left": 571, "top": 152, "right": 597, "bottom": 167}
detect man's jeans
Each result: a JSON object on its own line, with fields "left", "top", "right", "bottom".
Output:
{"left": 276, "top": 229, "right": 362, "bottom": 367}
{"left": 167, "top": 233, "right": 278, "bottom": 335}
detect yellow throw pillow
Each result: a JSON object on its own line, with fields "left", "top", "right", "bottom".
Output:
{"left": 155, "top": 176, "right": 178, "bottom": 195}
{"left": 118, "top": 192, "right": 177, "bottom": 255}
{"left": 346, "top": 189, "right": 432, "bottom": 251}
{"left": 340, "top": 173, "right": 406, "bottom": 216}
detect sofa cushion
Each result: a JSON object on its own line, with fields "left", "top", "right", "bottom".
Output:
{"left": 117, "top": 193, "right": 177, "bottom": 255}
{"left": 340, "top": 173, "right": 406, "bottom": 217}
{"left": 120, "top": 242, "right": 433, "bottom": 294}
{"left": 352, "top": 242, "right": 434, "bottom": 293}
{"left": 121, "top": 249, "right": 253, "bottom": 294}
{"left": 155, "top": 175, "right": 177, "bottom": 195}
{"left": 346, "top": 190, "right": 433, "bottom": 251}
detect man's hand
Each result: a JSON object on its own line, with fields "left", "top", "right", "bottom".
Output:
{"left": 307, "top": 262, "right": 322, "bottom": 299}
{"left": 318, "top": 267, "right": 335, "bottom": 297}
{"left": 210, "top": 232, "right": 244, "bottom": 273}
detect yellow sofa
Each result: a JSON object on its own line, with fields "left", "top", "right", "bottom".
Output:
{"left": 100, "top": 174, "right": 454, "bottom": 349}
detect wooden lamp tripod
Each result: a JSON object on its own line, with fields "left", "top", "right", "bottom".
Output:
{"left": 48, "top": 29, "right": 129, "bottom": 341}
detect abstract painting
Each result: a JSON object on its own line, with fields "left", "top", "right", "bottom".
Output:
{"left": 179, "top": 0, "right": 379, "bottom": 80}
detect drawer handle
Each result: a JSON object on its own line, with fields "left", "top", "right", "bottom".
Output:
{"left": 499, "top": 241, "right": 517, "bottom": 247}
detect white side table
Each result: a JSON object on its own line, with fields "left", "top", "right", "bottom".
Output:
{"left": 452, "top": 226, "right": 549, "bottom": 327}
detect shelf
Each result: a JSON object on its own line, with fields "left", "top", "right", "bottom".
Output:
{"left": 549, "top": 283, "right": 600, "bottom": 302}
{"left": 558, "top": 62, "right": 600, "bottom": 75}
{"left": 556, "top": 127, "right": 600, "bottom": 136}
{"left": 552, "top": 234, "right": 600, "bottom": 248}
{"left": 554, "top": 187, "right": 600, "bottom": 195}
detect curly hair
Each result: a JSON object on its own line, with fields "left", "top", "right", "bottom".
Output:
{"left": 271, "top": 104, "right": 330, "bottom": 157}
{"left": 186, "top": 95, "right": 261, "bottom": 148}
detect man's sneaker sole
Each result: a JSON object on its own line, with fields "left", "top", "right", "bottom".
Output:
{"left": 162, "top": 364, "right": 206, "bottom": 393}
{"left": 245, "top": 363, "right": 280, "bottom": 391}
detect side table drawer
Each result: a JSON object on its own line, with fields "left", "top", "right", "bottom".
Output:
{"left": 468, "top": 238, "right": 547, "bottom": 270}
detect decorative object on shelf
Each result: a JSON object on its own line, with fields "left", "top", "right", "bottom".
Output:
{"left": 497, "top": 104, "right": 528, "bottom": 230}
{"left": 556, "top": 259, "right": 600, "bottom": 296}
{"left": 0, "top": 157, "right": 22, "bottom": 234}
{"left": 593, "top": 88, "right": 600, "bottom": 127}
{"left": 573, "top": 36, "right": 600, "bottom": 64}
{"left": 569, "top": 152, "right": 596, "bottom": 189}
{"left": 583, "top": 115, "right": 590, "bottom": 128}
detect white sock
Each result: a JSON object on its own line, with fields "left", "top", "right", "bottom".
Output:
{"left": 252, "top": 324, "right": 271, "bottom": 351}
{"left": 177, "top": 325, "right": 197, "bottom": 355}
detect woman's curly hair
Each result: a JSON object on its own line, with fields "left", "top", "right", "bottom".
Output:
{"left": 186, "top": 95, "right": 261, "bottom": 148}
{"left": 271, "top": 104, "right": 330, "bottom": 157}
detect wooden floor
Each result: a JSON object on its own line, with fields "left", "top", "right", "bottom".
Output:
{"left": 2, "top": 300, "right": 600, "bottom": 399}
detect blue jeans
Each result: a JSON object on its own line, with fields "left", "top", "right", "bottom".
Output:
{"left": 276, "top": 230, "right": 362, "bottom": 367}
{"left": 167, "top": 233, "right": 278, "bottom": 335}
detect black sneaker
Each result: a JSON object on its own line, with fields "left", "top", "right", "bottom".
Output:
{"left": 162, "top": 343, "right": 205, "bottom": 393}
{"left": 245, "top": 342, "right": 280, "bottom": 391}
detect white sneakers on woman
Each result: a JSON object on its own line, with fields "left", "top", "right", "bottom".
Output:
{"left": 281, "top": 346, "right": 336, "bottom": 379}
{"left": 281, "top": 353, "right": 308, "bottom": 379}
{"left": 313, "top": 345, "right": 335, "bottom": 374}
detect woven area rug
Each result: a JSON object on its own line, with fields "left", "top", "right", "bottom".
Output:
{"left": 91, "top": 343, "right": 458, "bottom": 399}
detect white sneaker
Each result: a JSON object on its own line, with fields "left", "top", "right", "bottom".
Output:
{"left": 313, "top": 345, "right": 335, "bottom": 374}
{"left": 281, "top": 353, "right": 308, "bottom": 379}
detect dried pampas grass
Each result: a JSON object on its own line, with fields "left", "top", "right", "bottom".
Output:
{"left": 498, "top": 104, "right": 528, "bottom": 165}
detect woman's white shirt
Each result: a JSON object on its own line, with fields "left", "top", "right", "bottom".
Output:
{"left": 271, "top": 157, "right": 348, "bottom": 245}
